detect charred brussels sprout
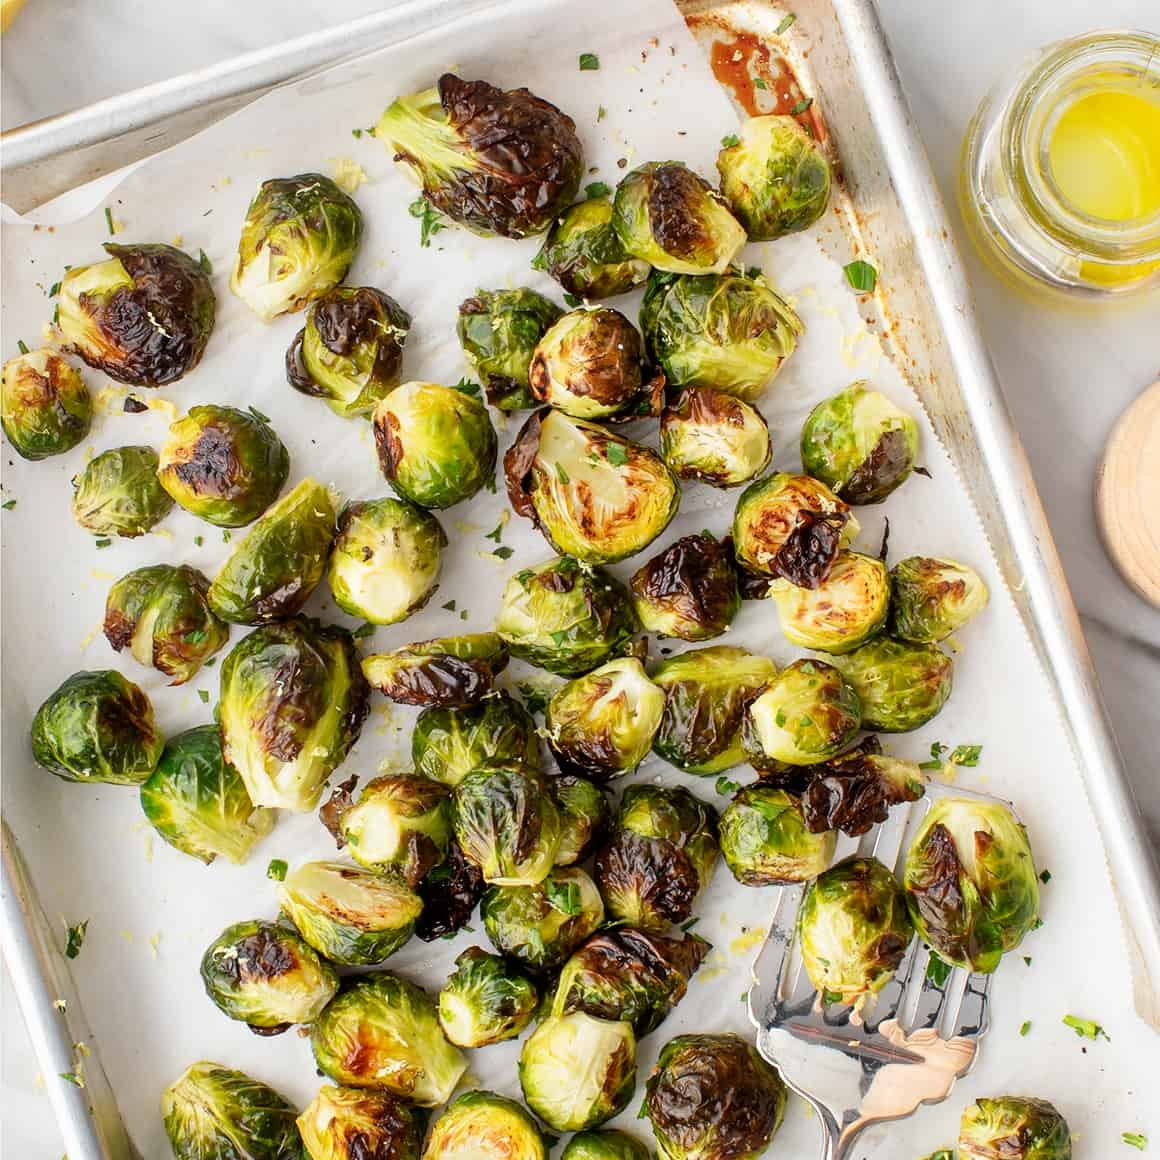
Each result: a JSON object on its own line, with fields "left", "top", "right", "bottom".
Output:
{"left": 612, "top": 162, "right": 746, "bottom": 275}
{"left": 546, "top": 657, "right": 665, "bottom": 780}
{"left": 645, "top": 1034, "right": 786, "bottom": 1160}
{"left": 564, "top": 1133, "right": 653, "bottom": 1160}
{"left": 377, "top": 74, "right": 583, "bottom": 238}
{"left": 31, "top": 670, "right": 162, "bottom": 785}
{"left": 140, "top": 725, "right": 273, "bottom": 864}
{"left": 719, "top": 785, "right": 835, "bottom": 886}
{"left": 328, "top": 497, "right": 446, "bottom": 625}
{"left": 311, "top": 973, "right": 466, "bottom": 1104}
{"left": 595, "top": 785, "right": 719, "bottom": 933}
{"left": 799, "top": 745, "right": 924, "bottom": 836}
{"left": 424, "top": 1091, "right": 547, "bottom": 1160}
{"left": 298, "top": 1086, "right": 425, "bottom": 1160}
{"left": 437, "top": 947, "right": 539, "bottom": 1047}
{"left": 534, "top": 198, "right": 651, "bottom": 300}
{"left": 716, "top": 114, "right": 832, "bottom": 240}
{"left": 833, "top": 637, "right": 953, "bottom": 733}
{"left": 71, "top": 445, "right": 173, "bottom": 538}
{"left": 553, "top": 776, "right": 610, "bottom": 866}
{"left": 231, "top": 174, "right": 363, "bottom": 321}
{"left": 640, "top": 269, "right": 802, "bottom": 401}
{"left": 373, "top": 381, "right": 497, "bottom": 509}
{"left": 889, "top": 556, "right": 990, "bottom": 643}
{"left": 958, "top": 1097, "right": 1071, "bottom": 1160}
{"left": 413, "top": 693, "right": 539, "bottom": 787}
{"left": 904, "top": 797, "right": 1040, "bottom": 973}
{"left": 416, "top": 841, "right": 486, "bottom": 944}
{"left": 798, "top": 857, "right": 912, "bottom": 1004}
{"left": 629, "top": 534, "right": 740, "bottom": 642}
{"left": 363, "top": 634, "right": 509, "bottom": 708}
{"left": 800, "top": 382, "right": 919, "bottom": 504}
{"left": 652, "top": 646, "right": 777, "bottom": 775}
{"left": 103, "top": 564, "right": 227, "bottom": 684}
{"left": 528, "top": 308, "right": 663, "bottom": 421}
{"left": 162, "top": 1062, "right": 302, "bottom": 1160}
{"left": 1, "top": 349, "right": 91, "bottom": 460}
{"left": 58, "top": 243, "right": 215, "bottom": 386}
{"left": 219, "top": 617, "right": 369, "bottom": 811}
{"left": 519, "top": 1011, "right": 637, "bottom": 1131}
{"left": 505, "top": 409, "right": 679, "bottom": 564}
{"left": 659, "top": 387, "right": 771, "bottom": 486}
{"left": 457, "top": 288, "right": 563, "bottom": 411}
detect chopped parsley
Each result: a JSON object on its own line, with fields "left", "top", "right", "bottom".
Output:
{"left": 720, "top": 133, "right": 741, "bottom": 148}
{"left": 775, "top": 12, "right": 797, "bottom": 33}
{"left": 715, "top": 776, "right": 741, "bottom": 796}
{"left": 754, "top": 77, "right": 768, "bottom": 90}
{"left": 452, "top": 378, "right": 482, "bottom": 398}
{"left": 1020, "top": 1020, "right": 1032, "bottom": 1036}
{"left": 843, "top": 258, "right": 878, "bottom": 293}
{"left": 485, "top": 521, "right": 505, "bottom": 544}
{"left": 1, "top": 499, "right": 15, "bottom": 511}
{"left": 555, "top": 462, "right": 570, "bottom": 484}
{"left": 680, "top": 916, "right": 699, "bottom": 933}
{"left": 606, "top": 443, "right": 629, "bottom": 467}
{"left": 790, "top": 96, "right": 814, "bottom": 115}
{"left": 197, "top": 690, "right": 210, "bottom": 704}
{"left": 579, "top": 52, "right": 600, "bottom": 71}
{"left": 197, "top": 249, "right": 212, "bottom": 274}
{"left": 517, "top": 682, "right": 552, "bottom": 715}
{"left": 63, "top": 920, "right": 89, "bottom": 960}
{"left": 586, "top": 180, "right": 612, "bottom": 199}
{"left": 222, "top": 531, "right": 231, "bottom": 543}
{"left": 16, "top": 339, "right": 29, "bottom": 355}
{"left": 925, "top": 953, "right": 952, "bottom": 986}
{"left": 104, "top": 207, "right": 115, "bottom": 235}
{"left": 266, "top": 859, "right": 288, "bottom": 882}
{"left": 545, "top": 877, "right": 583, "bottom": 916}
{"left": 442, "top": 600, "right": 457, "bottom": 612}
{"left": 1122, "top": 1133, "right": 1148, "bottom": 1150}
{"left": 492, "top": 545, "right": 514, "bottom": 561}
{"left": 48, "top": 281, "right": 61, "bottom": 297}
{"left": 1040, "top": 868, "right": 1052, "bottom": 883}
{"left": 408, "top": 197, "right": 447, "bottom": 247}
{"left": 563, "top": 292, "right": 582, "bottom": 308}
{"left": 822, "top": 989, "right": 843, "bottom": 1005}
{"left": 193, "top": 535, "right": 203, "bottom": 547}
{"left": 597, "top": 105, "right": 607, "bottom": 122}
{"left": 948, "top": 744, "right": 982, "bottom": 766}
{"left": 1062, "top": 1014, "right": 1109, "bottom": 1041}
{"left": 59, "top": 1069, "right": 85, "bottom": 1088}
{"left": 351, "top": 622, "right": 376, "bottom": 639}
{"left": 94, "top": 537, "right": 112, "bottom": 549}
{"left": 1023, "top": 955, "right": 1033, "bottom": 966}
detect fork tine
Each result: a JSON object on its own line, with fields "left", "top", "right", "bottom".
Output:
{"left": 908, "top": 954, "right": 952, "bottom": 1030}
{"left": 747, "top": 883, "right": 805, "bottom": 1026}
{"left": 950, "top": 972, "right": 992, "bottom": 1038}
{"left": 864, "top": 935, "right": 920, "bottom": 1031}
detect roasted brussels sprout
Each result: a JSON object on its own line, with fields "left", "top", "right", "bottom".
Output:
{"left": 376, "top": 74, "right": 583, "bottom": 238}
{"left": 208, "top": 479, "right": 338, "bottom": 625}
{"left": 798, "top": 857, "right": 912, "bottom": 1004}
{"left": 416, "top": 840, "right": 486, "bottom": 943}
{"left": 716, "top": 114, "right": 832, "bottom": 240}
{"left": 413, "top": 693, "right": 539, "bottom": 787}
{"left": 904, "top": 797, "right": 1040, "bottom": 973}
{"left": 612, "top": 162, "right": 746, "bottom": 275}
{"left": 437, "top": 946, "right": 539, "bottom": 1047}
{"left": 298, "top": 1085, "right": 425, "bottom": 1160}
{"left": 157, "top": 404, "right": 290, "bottom": 527}
{"left": 799, "top": 744, "right": 924, "bottom": 837}
{"left": 519, "top": 1011, "right": 637, "bottom": 1131}
{"left": 231, "top": 174, "right": 363, "bottom": 321}
{"left": 140, "top": 725, "right": 273, "bottom": 864}
{"left": 58, "top": 243, "right": 215, "bottom": 386}
{"left": 833, "top": 637, "right": 953, "bottom": 733}
{"left": 453, "top": 762, "right": 562, "bottom": 885}
{"left": 373, "top": 381, "right": 497, "bottom": 509}
{"left": 103, "top": 564, "right": 227, "bottom": 684}
{"left": 652, "top": 646, "right": 777, "bottom": 775}
{"left": 958, "top": 1096, "right": 1071, "bottom": 1160}
{"left": 363, "top": 634, "right": 509, "bottom": 709}
{"left": 219, "top": 617, "right": 369, "bottom": 811}
{"left": 800, "top": 382, "right": 919, "bottom": 504}
{"left": 640, "top": 269, "right": 802, "bottom": 401}
{"left": 71, "top": 445, "right": 174, "bottom": 538}
{"left": 645, "top": 1034, "right": 786, "bottom": 1160}
{"left": 595, "top": 785, "right": 719, "bottom": 933}
{"left": 528, "top": 307, "right": 663, "bottom": 421}
{"left": 496, "top": 556, "right": 640, "bottom": 677}
{"left": 311, "top": 973, "right": 466, "bottom": 1104}
{"left": 481, "top": 866, "right": 605, "bottom": 972}
{"left": 659, "top": 387, "right": 771, "bottom": 486}
{"left": 719, "top": 785, "right": 835, "bottom": 885}
{"left": 534, "top": 198, "right": 652, "bottom": 300}
{"left": 31, "top": 669, "right": 162, "bottom": 785}
{"left": 1, "top": 348, "right": 91, "bottom": 460}
{"left": 553, "top": 775, "right": 611, "bottom": 866}
{"left": 629, "top": 534, "right": 740, "bottom": 641}
{"left": 889, "top": 556, "right": 990, "bottom": 643}
{"left": 564, "top": 1133, "right": 653, "bottom": 1160}
{"left": 162, "top": 1061, "right": 302, "bottom": 1160}
{"left": 425, "top": 1091, "right": 548, "bottom": 1160}
{"left": 546, "top": 657, "right": 665, "bottom": 780}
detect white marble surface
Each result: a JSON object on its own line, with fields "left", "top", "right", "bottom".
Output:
{"left": 2, "top": 0, "right": 1158, "bottom": 1154}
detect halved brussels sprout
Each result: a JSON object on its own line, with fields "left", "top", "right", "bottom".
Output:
{"left": 640, "top": 269, "right": 802, "bottom": 401}
{"left": 286, "top": 286, "right": 411, "bottom": 418}
{"left": 534, "top": 198, "right": 652, "bottom": 300}
{"left": 832, "top": 637, "right": 953, "bottom": 733}
{"left": 363, "top": 634, "right": 509, "bottom": 708}
{"left": 594, "top": 785, "right": 719, "bottom": 933}
{"left": 889, "top": 556, "right": 990, "bottom": 643}
{"left": 719, "top": 785, "right": 835, "bottom": 886}
{"left": 799, "top": 857, "right": 912, "bottom": 1005}
{"left": 416, "top": 841, "right": 486, "bottom": 943}
{"left": 231, "top": 174, "right": 363, "bottom": 321}
{"left": 612, "top": 162, "right": 746, "bottom": 275}
{"left": 437, "top": 946, "right": 539, "bottom": 1047}
{"left": 800, "top": 382, "right": 919, "bottom": 504}
{"left": 158, "top": 405, "right": 290, "bottom": 527}
{"left": 413, "top": 692, "right": 540, "bottom": 787}
{"left": 58, "top": 243, "right": 215, "bottom": 386}
{"left": 546, "top": 657, "right": 665, "bottom": 780}
{"left": 425, "top": 1091, "right": 548, "bottom": 1160}
{"left": 219, "top": 617, "right": 369, "bottom": 812}
{"left": 519, "top": 1011, "right": 637, "bottom": 1131}
{"left": 659, "top": 387, "right": 771, "bottom": 486}
{"left": 553, "top": 775, "right": 611, "bottom": 866}
{"left": 298, "top": 1085, "right": 425, "bottom": 1160}
{"left": 496, "top": 556, "right": 640, "bottom": 677}
{"left": 1, "top": 348, "right": 91, "bottom": 460}
{"left": 652, "top": 646, "right": 778, "bottom": 775}
{"left": 629, "top": 533, "right": 740, "bottom": 642}
{"left": 481, "top": 866, "right": 605, "bottom": 972}
{"left": 958, "top": 1097, "right": 1071, "bottom": 1160}
{"left": 373, "top": 380, "right": 497, "bottom": 509}
{"left": 311, "top": 973, "right": 466, "bottom": 1104}
{"left": 716, "top": 114, "right": 832, "bottom": 240}
{"left": 103, "top": 564, "right": 228, "bottom": 684}
{"left": 71, "top": 445, "right": 174, "bottom": 538}
{"left": 140, "top": 725, "right": 273, "bottom": 865}
{"left": 904, "top": 797, "right": 1040, "bottom": 973}
{"left": 505, "top": 409, "right": 680, "bottom": 565}
{"left": 162, "top": 1061, "right": 302, "bottom": 1160}
{"left": 564, "top": 1134, "right": 653, "bottom": 1160}
{"left": 799, "top": 745, "right": 924, "bottom": 836}
{"left": 645, "top": 1034, "right": 786, "bottom": 1160}
{"left": 31, "top": 669, "right": 162, "bottom": 785}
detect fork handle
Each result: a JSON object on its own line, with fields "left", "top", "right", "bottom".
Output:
{"left": 808, "top": 1099, "right": 864, "bottom": 1160}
